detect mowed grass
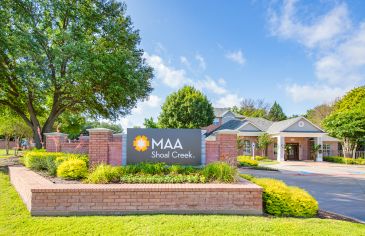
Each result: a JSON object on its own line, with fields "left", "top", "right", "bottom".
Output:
{"left": 0, "top": 171, "right": 364, "bottom": 236}
{"left": 0, "top": 149, "right": 11, "bottom": 158}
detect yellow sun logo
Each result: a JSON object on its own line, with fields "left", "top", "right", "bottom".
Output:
{"left": 133, "top": 135, "right": 150, "bottom": 152}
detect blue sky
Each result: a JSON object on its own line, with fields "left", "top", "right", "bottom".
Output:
{"left": 119, "top": 0, "right": 365, "bottom": 129}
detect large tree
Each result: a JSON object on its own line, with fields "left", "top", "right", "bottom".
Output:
{"left": 323, "top": 109, "right": 365, "bottom": 158}
{"left": 158, "top": 86, "right": 214, "bottom": 128}
{"left": 322, "top": 86, "right": 365, "bottom": 158}
{"left": 0, "top": 0, "right": 153, "bottom": 148}
{"left": 267, "top": 101, "right": 286, "bottom": 121}
{"left": 305, "top": 104, "right": 334, "bottom": 127}
{"left": 232, "top": 99, "right": 270, "bottom": 118}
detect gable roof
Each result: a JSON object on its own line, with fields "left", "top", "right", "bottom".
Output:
{"left": 205, "top": 119, "right": 244, "bottom": 136}
{"left": 244, "top": 117, "right": 273, "bottom": 131}
{"left": 266, "top": 117, "right": 325, "bottom": 134}
{"left": 266, "top": 117, "right": 302, "bottom": 134}
{"left": 206, "top": 116, "right": 326, "bottom": 137}
{"left": 214, "top": 108, "right": 244, "bottom": 118}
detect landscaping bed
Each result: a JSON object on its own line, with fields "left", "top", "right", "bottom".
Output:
{"left": 21, "top": 150, "right": 237, "bottom": 184}
{"left": 324, "top": 156, "right": 365, "bottom": 165}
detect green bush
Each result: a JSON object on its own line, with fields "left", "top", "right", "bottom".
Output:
{"left": 120, "top": 174, "right": 206, "bottom": 184}
{"left": 241, "top": 175, "right": 318, "bottom": 217}
{"left": 253, "top": 156, "right": 267, "bottom": 161}
{"left": 85, "top": 164, "right": 124, "bottom": 183}
{"left": 237, "top": 156, "right": 259, "bottom": 167}
{"left": 22, "top": 150, "right": 89, "bottom": 176}
{"left": 202, "top": 162, "right": 236, "bottom": 183}
{"left": 324, "top": 156, "right": 365, "bottom": 165}
{"left": 57, "top": 159, "right": 88, "bottom": 180}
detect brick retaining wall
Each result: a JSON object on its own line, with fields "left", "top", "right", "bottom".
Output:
{"left": 9, "top": 167, "right": 263, "bottom": 216}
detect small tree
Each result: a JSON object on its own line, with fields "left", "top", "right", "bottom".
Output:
{"left": 323, "top": 109, "right": 365, "bottom": 158}
{"left": 267, "top": 101, "right": 286, "bottom": 121}
{"left": 158, "top": 86, "right": 214, "bottom": 128}
{"left": 257, "top": 133, "right": 272, "bottom": 157}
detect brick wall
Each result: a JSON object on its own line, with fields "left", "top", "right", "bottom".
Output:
{"left": 45, "top": 130, "right": 239, "bottom": 166}
{"left": 0, "top": 140, "right": 17, "bottom": 149}
{"left": 9, "top": 166, "right": 263, "bottom": 216}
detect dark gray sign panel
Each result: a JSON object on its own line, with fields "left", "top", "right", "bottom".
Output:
{"left": 126, "top": 128, "right": 202, "bottom": 165}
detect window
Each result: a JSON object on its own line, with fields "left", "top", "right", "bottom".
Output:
{"left": 213, "top": 118, "right": 220, "bottom": 126}
{"left": 243, "top": 140, "right": 251, "bottom": 155}
{"left": 323, "top": 144, "right": 331, "bottom": 156}
{"left": 274, "top": 143, "right": 278, "bottom": 155}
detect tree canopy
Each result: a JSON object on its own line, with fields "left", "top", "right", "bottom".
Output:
{"left": 305, "top": 103, "right": 334, "bottom": 128}
{"left": 0, "top": 0, "right": 153, "bottom": 147}
{"left": 232, "top": 99, "right": 270, "bottom": 118}
{"left": 322, "top": 86, "right": 365, "bottom": 158}
{"left": 158, "top": 86, "right": 214, "bottom": 128}
{"left": 267, "top": 101, "right": 286, "bottom": 121}
{"left": 143, "top": 117, "right": 159, "bottom": 128}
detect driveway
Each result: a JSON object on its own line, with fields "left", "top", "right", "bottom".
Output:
{"left": 240, "top": 161, "right": 365, "bottom": 222}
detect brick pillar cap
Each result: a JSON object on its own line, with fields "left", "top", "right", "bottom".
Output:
{"left": 112, "top": 133, "right": 123, "bottom": 137}
{"left": 87, "top": 128, "right": 113, "bottom": 133}
{"left": 44, "top": 132, "right": 67, "bottom": 137}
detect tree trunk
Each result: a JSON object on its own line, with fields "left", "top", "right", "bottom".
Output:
{"left": 5, "top": 136, "right": 9, "bottom": 155}
{"left": 31, "top": 126, "right": 43, "bottom": 149}
{"left": 342, "top": 138, "right": 352, "bottom": 158}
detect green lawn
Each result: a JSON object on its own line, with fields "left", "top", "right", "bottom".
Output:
{"left": 0, "top": 170, "right": 364, "bottom": 236}
{"left": 0, "top": 149, "right": 12, "bottom": 158}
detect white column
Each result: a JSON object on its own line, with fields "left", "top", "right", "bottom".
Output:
{"left": 277, "top": 136, "right": 285, "bottom": 162}
{"left": 316, "top": 137, "right": 323, "bottom": 162}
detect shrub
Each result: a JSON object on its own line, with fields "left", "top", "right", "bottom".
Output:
{"left": 240, "top": 175, "right": 318, "bottom": 217}
{"left": 85, "top": 164, "right": 124, "bottom": 184}
{"left": 253, "top": 156, "right": 267, "bottom": 161}
{"left": 169, "top": 165, "right": 183, "bottom": 175}
{"left": 22, "top": 150, "right": 89, "bottom": 176}
{"left": 202, "top": 162, "right": 236, "bottom": 183}
{"left": 120, "top": 174, "right": 206, "bottom": 184}
{"left": 324, "top": 156, "right": 365, "bottom": 165}
{"left": 22, "top": 151, "right": 64, "bottom": 174}
{"left": 237, "top": 156, "right": 259, "bottom": 167}
{"left": 57, "top": 159, "right": 88, "bottom": 180}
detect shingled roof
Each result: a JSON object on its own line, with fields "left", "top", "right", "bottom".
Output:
{"left": 213, "top": 108, "right": 244, "bottom": 118}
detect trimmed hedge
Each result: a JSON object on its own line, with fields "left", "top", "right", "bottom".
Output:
{"left": 241, "top": 174, "right": 318, "bottom": 217}
{"left": 324, "top": 156, "right": 365, "bottom": 165}
{"left": 57, "top": 159, "right": 88, "bottom": 180}
{"left": 237, "top": 156, "right": 259, "bottom": 167}
{"left": 21, "top": 150, "right": 89, "bottom": 177}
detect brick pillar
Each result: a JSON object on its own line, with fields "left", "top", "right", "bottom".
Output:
{"left": 216, "top": 132, "right": 238, "bottom": 160}
{"left": 44, "top": 133, "right": 67, "bottom": 152}
{"left": 87, "top": 128, "right": 113, "bottom": 166}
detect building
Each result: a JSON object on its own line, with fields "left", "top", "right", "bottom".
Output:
{"left": 205, "top": 108, "right": 340, "bottom": 162}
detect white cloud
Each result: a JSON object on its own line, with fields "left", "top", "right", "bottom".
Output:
{"left": 285, "top": 84, "right": 346, "bottom": 103}
{"left": 195, "top": 53, "right": 206, "bottom": 70}
{"left": 218, "top": 78, "right": 226, "bottom": 85}
{"left": 132, "top": 95, "right": 162, "bottom": 114}
{"left": 225, "top": 50, "right": 246, "bottom": 65}
{"left": 269, "top": 1, "right": 365, "bottom": 102}
{"left": 215, "top": 94, "right": 243, "bottom": 108}
{"left": 144, "top": 52, "right": 189, "bottom": 88}
{"left": 197, "top": 76, "right": 227, "bottom": 95}
{"left": 269, "top": 0, "right": 351, "bottom": 48}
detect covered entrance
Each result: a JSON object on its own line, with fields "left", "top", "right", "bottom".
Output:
{"left": 285, "top": 143, "right": 299, "bottom": 161}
